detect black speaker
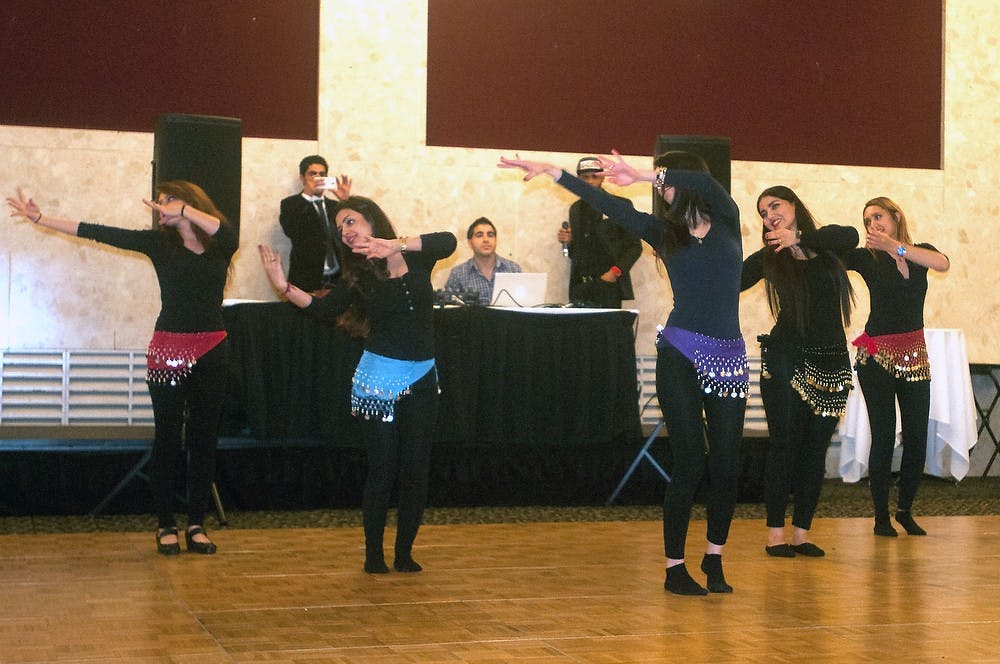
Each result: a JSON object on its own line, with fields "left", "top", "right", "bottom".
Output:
{"left": 152, "top": 114, "right": 242, "bottom": 237}
{"left": 653, "top": 134, "right": 731, "bottom": 200}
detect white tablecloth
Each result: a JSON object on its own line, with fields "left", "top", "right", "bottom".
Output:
{"left": 837, "top": 328, "right": 977, "bottom": 482}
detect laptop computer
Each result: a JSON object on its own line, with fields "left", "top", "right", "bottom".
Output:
{"left": 491, "top": 272, "right": 548, "bottom": 307}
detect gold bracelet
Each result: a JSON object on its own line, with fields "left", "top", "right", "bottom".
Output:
{"left": 399, "top": 236, "right": 408, "bottom": 253}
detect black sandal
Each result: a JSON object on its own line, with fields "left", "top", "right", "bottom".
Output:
{"left": 185, "top": 525, "right": 217, "bottom": 555}
{"left": 156, "top": 527, "right": 180, "bottom": 556}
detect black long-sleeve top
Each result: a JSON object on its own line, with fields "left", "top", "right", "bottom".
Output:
{"left": 305, "top": 232, "right": 457, "bottom": 360}
{"left": 77, "top": 222, "right": 238, "bottom": 333}
{"left": 567, "top": 195, "right": 643, "bottom": 299}
{"left": 557, "top": 169, "right": 742, "bottom": 339}
{"left": 843, "top": 244, "right": 938, "bottom": 336}
{"left": 741, "top": 225, "right": 859, "bottom": 345}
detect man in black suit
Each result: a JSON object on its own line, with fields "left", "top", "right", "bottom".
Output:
{"left": 279, "top": 155, "right": 351, "bottom": 293}
{"left": 557, "top": 157, "right": 642, "bottom": 308}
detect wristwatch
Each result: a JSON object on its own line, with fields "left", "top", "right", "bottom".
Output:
{"left": 896, "top": 244, "right": 907, "bottom": 257}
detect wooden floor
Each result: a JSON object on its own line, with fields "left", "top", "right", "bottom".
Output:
{"left": 1, "top": 515, "right": 998, "bottom": 663}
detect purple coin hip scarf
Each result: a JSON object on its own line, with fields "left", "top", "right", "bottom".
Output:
{"left": 657, "top": 326, "right": 749, "bottom": 398}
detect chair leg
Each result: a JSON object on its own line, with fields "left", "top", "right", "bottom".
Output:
{"left": 607, "top": 420, "right": 670, "bottom": 505}
{"left": 973, "top": 369, "right": 1000, "bottom": 477}
{"left": 90, "top": 448, "right": 153, "bottom": 517}
{"left": 211, "top": 482, "right": 228, "bottom": 526}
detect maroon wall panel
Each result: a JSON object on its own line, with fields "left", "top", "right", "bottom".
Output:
{"left": 0, "top": 1, "right": 319, "bottom": 139}
{"left": 427, "top": 0, "right": 943, "bottom": 169}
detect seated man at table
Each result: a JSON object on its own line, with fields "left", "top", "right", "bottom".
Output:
{"left": 444, "top": 217, "right": 521, "bottom": 305}
{"left": 279, "top": 155, "right": 351, "bottom": 294}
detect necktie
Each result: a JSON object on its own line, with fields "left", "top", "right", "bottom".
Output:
{"left": 313, "top": 199, "right": 340, "bottom": 278}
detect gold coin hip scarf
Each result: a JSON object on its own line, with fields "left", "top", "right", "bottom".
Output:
{"left": 788, "top": 345, "right": 853, "bottom": 418}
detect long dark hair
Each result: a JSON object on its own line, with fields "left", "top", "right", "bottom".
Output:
{"left": 155, "top": 180, "right": 229, "bottom": 250}
{"left": 757, "top": 186, "right": 853, "bottom": 335}
{"left": 331, "top": 195, "right": 398, "bottom": 338}
{"left": 652, "top": 151, "right": 712, "bottom": 258}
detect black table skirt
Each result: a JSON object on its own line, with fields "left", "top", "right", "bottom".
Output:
{"left": 220, "top": 301, "right": 363, "bottom": 443}
{"left": 0, "top": 305, "right": 652, "bottom": 514}
{"left": 221, "top": 303, "right": 643, "bottom": 448}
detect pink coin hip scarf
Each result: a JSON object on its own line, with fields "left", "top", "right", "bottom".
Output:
{"left": 852, "top": 329, "right": 930, "bottom": 382}
{"left": 146, "top": 330, "right": 227, "bottom": 385}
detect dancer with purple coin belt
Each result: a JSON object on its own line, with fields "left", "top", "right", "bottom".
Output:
{"left": 500, "top": 150, "right": 747, "bottom": 596}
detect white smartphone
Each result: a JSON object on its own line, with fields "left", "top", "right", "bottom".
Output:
{"left": 316, "top": 176, "right": 338, "bottom": 190}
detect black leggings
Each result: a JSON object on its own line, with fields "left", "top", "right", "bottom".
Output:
{"left": 358, "top": 369, "right": 439, "bottom": 560}
{"left": 856, "top": 360, "right": 930, "bottom": 516}
{"left": 760, "top": 345, "right": 838, "bottom": 530}
{"left": 146, "top": 341, "right": 227, "bottom": 529}
{"left": 657, "top": 344, "right": 746, "bottom": 560}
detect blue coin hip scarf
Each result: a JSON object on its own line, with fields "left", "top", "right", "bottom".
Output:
{"left": 351, "top": 351, "right": 435, "bottom": 422}
{"left": 657, "top": 326, "right": 749, "bottom": 398}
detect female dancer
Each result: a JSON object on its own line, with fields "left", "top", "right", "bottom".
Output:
{"left": 499, "top": 151, "right": 747, "bottom": 595}
{"left": 742, "top": 186, "right": 857, "bottom": 558}
{"left": 7, "top": 182, "right": 236, "bottom": 555}
{"left": 845, "top": 197, "right": 949, "bottom": 537}
{"left": 260, "top": 195, "right": 456, "bottom": 572}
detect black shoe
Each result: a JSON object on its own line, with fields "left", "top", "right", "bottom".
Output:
{"left": 156, "top": 527, "right": 180, "bottom": 556}
{"left": 792, "top": 542, "right": 826, "bottom": 557}
{"left": 895, "top": 510, "right": 927, "bottom": 536}
{"left": 700, "top": 554, "right": 733, "bottom": 593}
{"left": 364, "top": 558, "right": 390, "bottom": 574}
{"left": 765, "top": 543, "right": 796, "bottom": 558}
{"left": 874, "top": 518, "right": 898, "bottom": 537}
{"left": 393, "top": 556, "right": 423, "bottom": 573}
{"left": 664, "top": 563, "right": 708, "bottom": 596}
{"left": 185, "top": 525, "right": 217, "bottom": 555}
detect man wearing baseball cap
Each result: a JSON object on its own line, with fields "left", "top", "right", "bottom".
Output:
{"left": 557, "top": 157, "right": 642, "bottom": 308}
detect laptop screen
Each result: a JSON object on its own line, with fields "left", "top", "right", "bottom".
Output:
{"left": 491, "top": 272, "right": 548, "bottom": 307}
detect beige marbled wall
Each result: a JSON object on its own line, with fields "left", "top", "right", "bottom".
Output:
{"left": 1, "top": 0, "right": 996, "bottom": 361}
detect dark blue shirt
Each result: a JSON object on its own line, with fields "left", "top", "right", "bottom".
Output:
{"left": 557, "top": 170, "right": 743, "bottom": 339}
